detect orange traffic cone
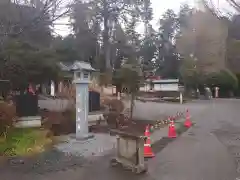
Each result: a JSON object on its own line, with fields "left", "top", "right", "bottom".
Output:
{"left": 144, "top": 125, "right": 155, "bottom": 158}
{"left": 168, "top": 119, "right": 177, "bottom": 138}
{"left": 184, "top": 109, "right": 192, "bottom": 128}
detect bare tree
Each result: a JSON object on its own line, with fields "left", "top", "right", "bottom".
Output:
{"left": 71, "top": 0, "right": 144, "bottom": 71}
{"left": 0, "top": 0, "right": 71, "bottom": 46}
{"left": 176, "top": 10, "right": 228, "bottom": 74}
{"left": 225, "top": 0, "right": 240, "bottom": 12}
{"left": 201, "top": 0, "right": 240, "bottom": 17}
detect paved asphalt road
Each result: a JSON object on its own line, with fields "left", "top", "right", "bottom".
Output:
{"left": 2, "top": 99, "right": 240, "bottom": 180}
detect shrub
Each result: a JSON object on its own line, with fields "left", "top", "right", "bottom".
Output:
{"left": 103, "top": 99, "right": 132, "bottom": 129}
{"left": 0, "top": 102, "right": 16, "bottom": 136}
{"left": 98, "top": 71, "right": 112, "bottom": 87}
{"left": 235, "top": 74, "right": 240, "bottom": 96}
{"left": 206, "top": 69, "right": 238, "bottom": 88}
{"left": 205, "top": 69, "right": 238, "bottom": 97}
{"left": 41, "top": 109, "right": 76, "bottom": 136}
{"left": 112, "top": 63, "right": 143, "bottom": 119}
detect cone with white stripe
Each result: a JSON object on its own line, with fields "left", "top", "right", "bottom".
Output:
{"left": 144, "top": 125, "right": 155, "bottom": 158}
{"left": 184, "top": 109, "right": 192, "bottom": 128}
{"left": 168, "top": 118, "right": 177, "bottom": 138}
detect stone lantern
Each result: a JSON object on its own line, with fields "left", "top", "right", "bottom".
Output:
{"left": 71, "top": 61, "right": 95, "bottom": 140}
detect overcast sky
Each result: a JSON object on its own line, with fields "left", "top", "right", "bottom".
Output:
{"left": 152, "top": 0, "right": 194, "bottom": 22}
{"left": 55, "top": 0, "right": 227, "bottom": 36}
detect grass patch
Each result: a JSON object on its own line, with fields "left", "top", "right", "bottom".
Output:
{"left": 175, "top": 121, "right": 196, "bottom": 135}
{"left": 175, "top": 122, "right": 188, "bottom": 134}
{"left": 0, "top": 128, "right": 52, "bottom": 157}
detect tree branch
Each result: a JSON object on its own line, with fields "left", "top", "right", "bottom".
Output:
{"left": 202, "top": 0, "right": 240, "bottom": 17}
{"left": 0, "top": 0, "right": 71, "bottom": 42}
{"left": 226, "top": 0, "right": 240, "bottom": 12}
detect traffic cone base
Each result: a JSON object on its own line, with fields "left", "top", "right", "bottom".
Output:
{"left": 184, "top": 122, "right": 192, "bottom": 128}
{"left": 184, "top": 120, "right": 192, "bottom": 128}
{"left": 144, "top": 142, "right": 155, "bottom": 158}
{"left": 144, "top": 152, "right": 155, "bottom": 158}
{"left": 144, "top": 144, "right": 155, "bottom": 157}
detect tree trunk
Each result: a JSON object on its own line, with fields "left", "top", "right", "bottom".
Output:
{"left": 130, "top": 93, "right": 135, "bottom": 120}
{"left": 103, "top": 1, "right": 111, "bottom": 70}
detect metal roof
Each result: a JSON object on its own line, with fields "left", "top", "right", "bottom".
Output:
{"left": 152, "top": 79, "right": 179, "bottom": 84}
{"left": 146, "top": 79, "right": 179, "bottom": 84}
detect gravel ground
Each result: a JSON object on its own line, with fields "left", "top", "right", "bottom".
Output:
{"left": 213, "top": 123, "right": 240, "bottom": 178}
{"left": 3, "top": 99, "right": 240, "bottom": 180}
{"left": 54, "top": 133, "right": 116, "bottom": 158}
{"left": 0, "top": 113, "right": 186, "bottom": 180}
{"left": 0, "top": 149, "right": 88, "bottom": 180}
{"left": 1, "top": 150, "right": 86, "bottom": 175}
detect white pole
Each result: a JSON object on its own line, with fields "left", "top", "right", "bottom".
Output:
{"left": 180, "top": 92, "right": 183, "bottom": 104}
{"left": 50, "top": 81, "right": 55, "bottom": 97}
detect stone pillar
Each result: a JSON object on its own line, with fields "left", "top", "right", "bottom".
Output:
{"left": 180, "top": 92, "right": 183, "bottom": 104}
{"left": 50, "top": 80, "right": 55, "bottom": 97}
{"left": 58, "top": 81, "right": 63, "bottom": 94}
{"left": 75, "top": 81, "right": 93, "bottom": 140}
{"left": 215, "top": 87, "right": 219, "bottom": 98}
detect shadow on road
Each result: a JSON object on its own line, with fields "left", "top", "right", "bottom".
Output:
{"left": 151, "top": 137, "right": 174, "bottom": 155}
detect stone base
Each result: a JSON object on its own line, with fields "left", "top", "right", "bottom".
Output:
{"left": 88, "top": 112, "right": 105, "bottom": 126}
{"left": 71, "top": 133, "right": 95, "bottom": 141}
{"left": 111, "top": 158, "right": 147, "bottom": 174}
{"left": 14, "top": 116, "right": 42, "bottom": 128}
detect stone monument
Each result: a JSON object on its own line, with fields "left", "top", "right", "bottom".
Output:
{"left": 71, "top": 61, "right": 95, "bottom": 140}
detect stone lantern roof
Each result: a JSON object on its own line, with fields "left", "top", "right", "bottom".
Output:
{"left": 59, "top": 61, "right": 96, "bottom": 72}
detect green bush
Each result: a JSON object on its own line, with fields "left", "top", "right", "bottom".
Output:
{"left": 206, "top": 69, "right": 238, "bottom": 90}
{"left": 205, "top": 69, "right": 238, "bottom": 97}
{"left": 98, "top": 71, "right": 112, "bottom": 87}
{"left": 234, "top": 73, "right": 240, "bottom": 96}
{"left": 113, "top": 63, "right": 143, "bottom": 93}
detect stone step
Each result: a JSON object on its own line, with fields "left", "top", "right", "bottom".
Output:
{"left": 14, "top": 116, "right": 42, "bottom": 128}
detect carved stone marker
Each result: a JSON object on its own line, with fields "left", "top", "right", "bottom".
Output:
{"left": 110, "top": 129, "right": 147, "bottom": 173}
{"left": 71, "top": 61, "right": 95, "bottom": 140}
